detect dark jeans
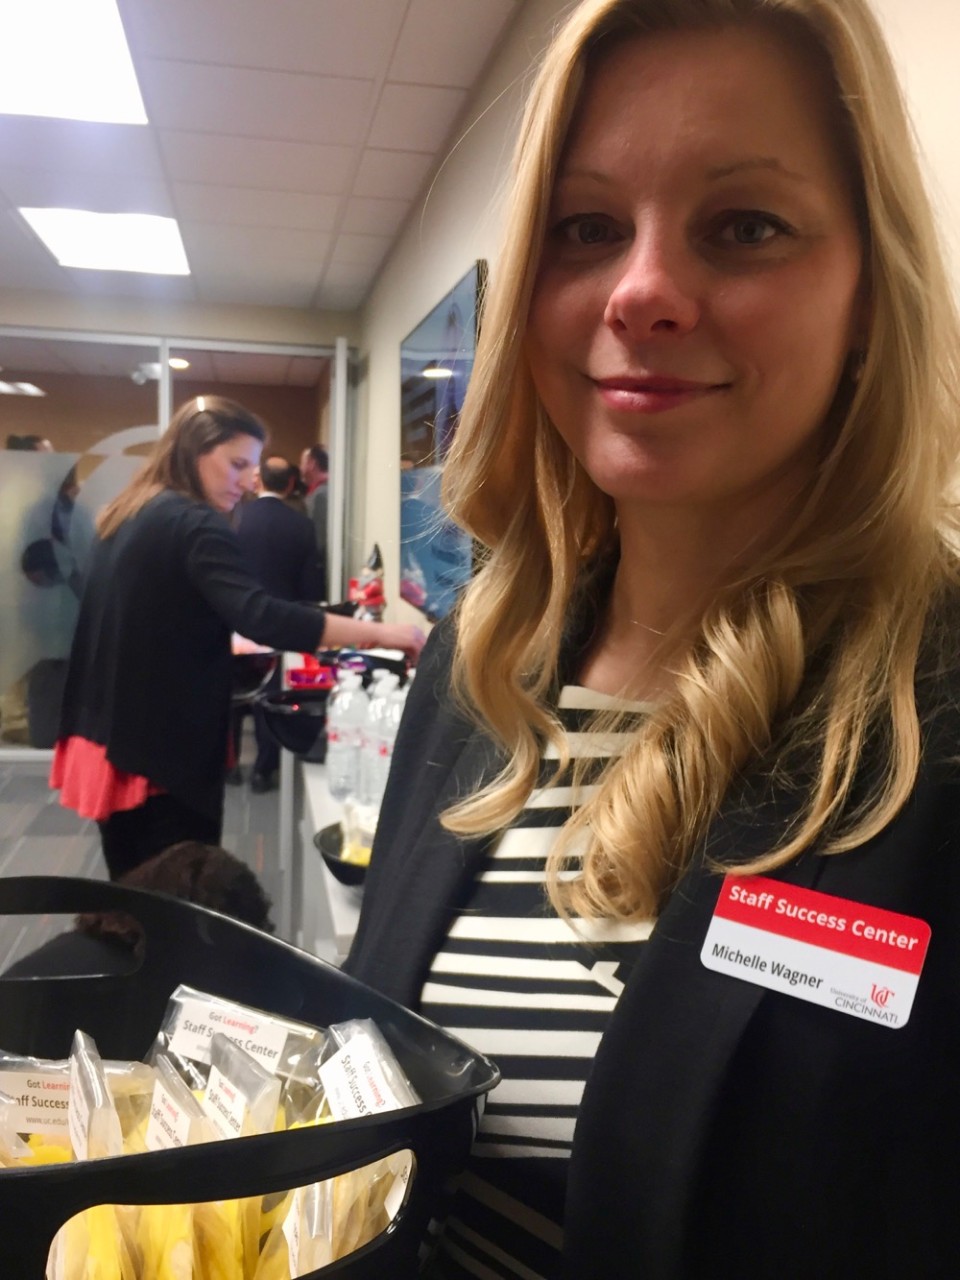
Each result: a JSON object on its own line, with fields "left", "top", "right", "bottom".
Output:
{"left": 97, "top": 793, "right": 221, "bottom": 880}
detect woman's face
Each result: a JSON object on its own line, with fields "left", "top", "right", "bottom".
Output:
{"left": 196, "top": 433, "right": 263, "bottom": 513}
{"left": 525, "top": 24, "right": 865, "bottom": 531}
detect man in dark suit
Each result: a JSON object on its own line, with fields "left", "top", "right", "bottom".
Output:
{"left": 236, "top": 456, "right": 324, "bottom": 791}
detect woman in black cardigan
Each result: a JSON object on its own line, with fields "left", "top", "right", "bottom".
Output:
{"left": 53, "top": 396, "right": 423, "bottom": 878}
{"left": 346, "top": 0, "right": 960, "bottom": 1275}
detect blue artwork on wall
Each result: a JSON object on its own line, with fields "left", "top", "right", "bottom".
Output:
{"left": 399, "top": 261, "right": 486, "bottom": 621}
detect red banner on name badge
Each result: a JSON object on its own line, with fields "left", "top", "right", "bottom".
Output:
{"left": 713, "top": 876, "right": 930, "bottom": 974}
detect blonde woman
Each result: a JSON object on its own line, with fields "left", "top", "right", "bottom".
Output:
{"left": 347, "top": 0, "right": 960, "bottom": 1275}
{"left": 53, "top": 397, "right": 424, "bottom": 879}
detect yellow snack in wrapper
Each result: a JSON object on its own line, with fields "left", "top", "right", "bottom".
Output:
{"left": 193, "top": 1198, "right": 243, "bottom": 1280}
{"left": 21, "top": 1132, "right": 73, "bottom": 1166}
{"left": 51, "top": 1201, "right": 137, "bottom": 1280}
{"left": 138, "top": 1200, "right": 194, "bottom": 1280}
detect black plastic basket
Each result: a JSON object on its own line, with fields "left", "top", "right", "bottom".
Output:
{"left": 0, "top": 876, "right": 499, "bottom": 1278}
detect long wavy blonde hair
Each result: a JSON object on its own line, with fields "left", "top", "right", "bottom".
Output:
{"left": 441, "top": 0, "right": 960, "bottom": 921}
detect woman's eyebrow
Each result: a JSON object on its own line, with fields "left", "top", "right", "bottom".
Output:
{"left": 706, "top": 156, "right": 811, "bottom": 183}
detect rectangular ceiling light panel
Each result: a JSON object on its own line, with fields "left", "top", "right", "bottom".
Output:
{"left": 0, "top": 0, "right": 147, "bottom": 124}
{"left": 19, "top": 208, "right": 191, "bottom": 275}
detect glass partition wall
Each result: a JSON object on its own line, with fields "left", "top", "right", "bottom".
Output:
{"left": 0, "top": 329, "right": 345, "bottom": 758}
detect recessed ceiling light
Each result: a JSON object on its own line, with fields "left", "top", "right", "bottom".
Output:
{"left": 421, "top": 361, "right": 454, "bottom": 379}
{"left": 168, "top": 357, "right": 191, "bottom": 371}
{"left": 19, "top": 209, "right": 190, "bottom": 275}
{"left": 0, "top": 381, "right": 46, "bottom": 396}
{"left": 0, "top": 0, "right": 147, "bottom": 125}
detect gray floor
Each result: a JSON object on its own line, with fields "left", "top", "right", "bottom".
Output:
{"left": 0, "top": 720, "right": 304, "bottom": 972}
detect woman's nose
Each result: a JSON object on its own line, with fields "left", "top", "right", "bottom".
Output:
{"left": 603, "top": 231, "right": 700, "bottom": 340}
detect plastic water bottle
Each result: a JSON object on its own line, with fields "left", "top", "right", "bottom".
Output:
{"left": 325, "top": 671, "right": 368, "bottom": 801}
{"left": 358, "top": 672, "right": 401, "bottom": 805}
{"left": 367, "top": 682, "right": 408, "bottom": 811}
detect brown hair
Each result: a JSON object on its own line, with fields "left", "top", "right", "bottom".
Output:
{"left": 76, "top": 841, "right": 275, "bottom": 957}
{"left": 97, "top": 395, "right": 267, "bottom": 537}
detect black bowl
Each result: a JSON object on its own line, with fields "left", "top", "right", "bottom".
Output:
{"left": 313, "top": 823, "right": 367, "bottom": 886}
{"left": 257, "top": 687, "right": 330, "bottom": 757}
{"left": 231, "top": 651, "right": 278, "bottom": 703}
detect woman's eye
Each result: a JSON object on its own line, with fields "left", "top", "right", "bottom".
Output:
{"left": 712, "top": 211, "right": 791, "bottom": 247}
{"left": 553, "top": 214, "right": 620, "bottom": 247}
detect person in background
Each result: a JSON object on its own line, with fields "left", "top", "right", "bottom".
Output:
{"left": 6, "top": 433, "right": 53, "bottom": 451}
{"left": 346, "top": 0, "right": 960, "bottom": 1275}
{"left": 52, "top": 396, "right": 424, "bottom": 881}
{"left": 2, "top": 841, "right": 274, "bottom": 978}
{"left": 236, "top": 454, "right": 325, "bottom": 791}
{"left": 299, "top": 443, "right": 329, "bottom": 572}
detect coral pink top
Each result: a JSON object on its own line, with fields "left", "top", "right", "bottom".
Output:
{"left": 51, "top": 736, "right": 165, "bottom": 823}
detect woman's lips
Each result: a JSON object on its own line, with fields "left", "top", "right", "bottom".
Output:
{"left": 593, "top": 375, "right": 729, "bottom": 413}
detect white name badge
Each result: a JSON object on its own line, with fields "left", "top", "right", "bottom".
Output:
{"left": 701, "top": 875, "right": 931, "bottom": 1029}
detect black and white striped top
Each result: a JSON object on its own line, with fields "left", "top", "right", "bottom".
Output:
{"left": 420, "top": 686, "right": 653, "bottom": 1280}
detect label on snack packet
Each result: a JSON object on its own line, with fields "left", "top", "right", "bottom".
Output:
{"left": 384, "top": 1152, "right": 414, "bottom": 1222}
{"left": 0, "top": 1069, "right": 71, "bottom": 1137}
{"left": 145, "top": 1078, "right": 192, "bottom": 1151}
{"left": 318, "top": 1033, "right": 408, "bottom": 1120}
{"left": 168, "top": 996, "right": 288, "bottom": 1069}
{"left": 282, "top": 1187, "right": 302, "bottom": 1270}
{"left": 701, "top": 875, "right": 930, "bottom": 1029}
{"left": 201, "top": 1063, "right": 249, "bottom": 1140}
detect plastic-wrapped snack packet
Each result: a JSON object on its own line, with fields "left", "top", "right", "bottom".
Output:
{"left": 68, "top": 1030, "right": 123, "bottom": 1162}
{"left": 0, "top": 1085, "right": 31, "bottom": 1165}
{"left": 46, "top": 1031, "right": 137, "bottom": 1280}
{"left": 277, "top": 1038, "right": 333, "bottom": 1128}
{"left": 106, "top": 1060, "right": 158, "bottom": 1145}
{"left": 148, "top": 986, "right": 326, "bottom": 1087}
{"left": 199, "top": 1035, "right": 283, "bottom": 1276}
{"left": 0, "top": 1048, "right": 155, "bottom": 1147}
{"left": 0, "top": 1048, "right": 72, "bottom": 1145}
{"left": 253, "top": 1177, "right": 336, "bottom": 1280}
{"left": 318, "top": 1019, "right": 420, "bottom": 1119}
{"left": 133, "top": 1058, "right": 220, "bottom": 1280}
{"left": 130, "top": 1055, "right": 218, "bottom": 1155}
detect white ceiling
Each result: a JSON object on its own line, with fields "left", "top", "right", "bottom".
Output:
{"left": 0, "top": 0, "right": 521, "bottom": 314}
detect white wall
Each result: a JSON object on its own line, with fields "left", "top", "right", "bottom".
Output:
{"left": 356, "top": 0, "right": 567, "bottom": 621}
{"left": 358, "top": 0, "right": 960, "bottom": 623}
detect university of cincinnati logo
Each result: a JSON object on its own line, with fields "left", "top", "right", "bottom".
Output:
{"left": 870, "top": 984, "right": 894, "bottom": 1008}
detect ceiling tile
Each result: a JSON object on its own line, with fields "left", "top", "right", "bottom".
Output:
{"left": 160, "top": 131, "right": 356, "bottom": 195}
{"left": 342, "top": 196, "right": 409, "bottom": 238}
{"left": 193, "top": 274, "right": 320, "bottom": 309}
{"left": 173, "top": 183, "right": 339, "bottom": 232}
{"left": 180, "top": 222, "right": 330, "bottom": 267}
{"left": 353, "top": 148, "right": 434, "bottom": 199}
{"left": 329, "top": 233, "right": 393, "bottom": 269}
{"left": 0, "top": 118, "right": 165, "bottom": 179}
{"left": 137, "top": 59, "right": 375, "bottom": 147}
{"left": 389, "top": 0, "right": 518, "bottom": 86}
{"left": 0, "top": 168, "right": 174, "bottom": 217}
{"left": 119, "top": 0, "right": 405, "bottom": 80}
{"left": 64, "top": 269, "right": 198, "bottom": 303}
{"left": 367, "top": 83, "right": 468, "bottom": 151}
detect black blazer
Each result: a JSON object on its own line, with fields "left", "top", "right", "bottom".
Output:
{"left": 59, "top": 491, "right": 326, "bottom": 820}
{"left": 236, "top": 494, "right": 324, "bottom": 602}
{"left": 346, "top": 618, "right": 960, "bottom": 1278}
